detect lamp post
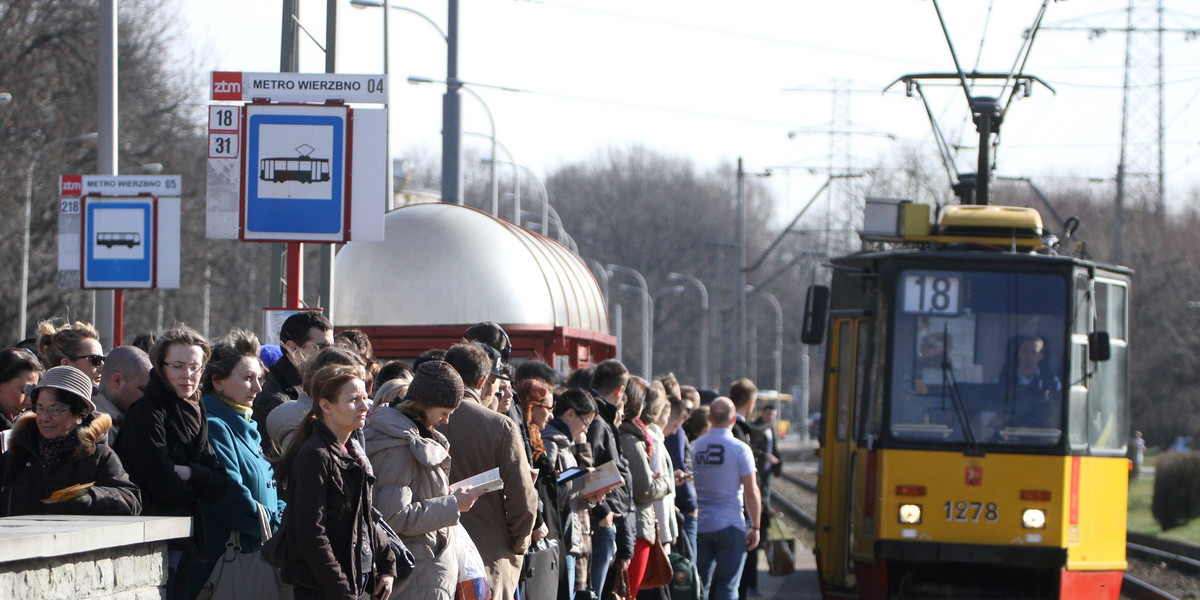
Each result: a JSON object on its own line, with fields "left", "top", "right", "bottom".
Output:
{"left": 412, "top": 77, "right": 498, "bottom": 215}
{"left": 621, "top": 283, "right": 655, "bottom": 378}
{"left": 467, "top": 134, "right": 520, "bottom": 222}
{"left": 350, "top": 0, "right": 459, "bottom": 204}
{"left": 607, "top": 264, "right": 651, "bottom": 379}
{"left": 668, "top": 272, "right": 710, "bottom": 389}
{"left": 750, "top": 286, "right": 784, "bottom": 392}
{"left": 735, "top": 158, "right": 771, "bottom": 377}
{"left": 20, "top": 132, "right": 99, "bottom": 340}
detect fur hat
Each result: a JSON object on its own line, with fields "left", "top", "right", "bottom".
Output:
{"left": 404, "top": 360, "right": 464, "bottom": 409}
{"left": 32, "top": 366, "right": 97, "bottom": 414}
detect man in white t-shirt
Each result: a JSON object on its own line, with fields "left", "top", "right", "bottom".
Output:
{"left": 691, "top": 397, "right": 761, "bottom": 600}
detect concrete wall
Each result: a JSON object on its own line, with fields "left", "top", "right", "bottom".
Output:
{"left": 0, "top": 515, "right": 191, "bottom": 600}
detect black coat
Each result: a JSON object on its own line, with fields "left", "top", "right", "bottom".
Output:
{"left": 282, "top": 421, "right": 397, "bottom": 599}
{"left": 114, "top": 371, "right": 226, "bottom": 525}
{"left": 587, "top": 392, "right": 637, "bottom": 560}
{"left": 1, "top": 412, "right": 141, "bottom": 516}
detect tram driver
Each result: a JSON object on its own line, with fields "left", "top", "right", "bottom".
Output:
{"left": 994, "top": 335, "right": 1062, "bottom": 431}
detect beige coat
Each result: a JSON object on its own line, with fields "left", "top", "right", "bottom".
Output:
{"left": 365, "top": 405, "right": 461, "bottom": 599}
{"left": 438, "top": 389, "right": 537, "bottom": 600}
{"left": 619, "top": 420, "right": 672, "bottom": 542}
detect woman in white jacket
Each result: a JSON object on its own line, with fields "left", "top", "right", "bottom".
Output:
{"left": 365, "top": 361, "right": 478, "bottom": 600}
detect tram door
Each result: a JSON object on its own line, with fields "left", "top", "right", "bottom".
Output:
{"left": 816, "top": 316, "right": 869, "bottom": 590}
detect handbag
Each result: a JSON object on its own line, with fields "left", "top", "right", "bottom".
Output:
{"left": 519, "top": 537, "right": 560, "bottom": 599}
{"left": 766, "top": 538, "right": 796, "bottom": 576}
{"left": 639, "top": 530, "right": 673, "bottom": 590}
{"left": 261, "top": 505, "right": 288, "bottom": 569}
{"left": 375, "top": 512, "right": 416, "bottom": 588}
{"left": 196, "top": 503, "right": 284, "bottom": 600}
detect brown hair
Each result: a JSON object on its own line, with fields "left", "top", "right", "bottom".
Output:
{"left": 729, "top": 377, "right": 758, "bottom": 409}
{"left": 36, "top": 320, "right": 100, "bottom": 367}
{"left": 275, "top": 363, "right": 366, "bottom": 485}
{"left": 202, "top": 329, "right": 262, "bottom": 394}
{"left": 149, "top": 326, "right": 211, "bottom": 401}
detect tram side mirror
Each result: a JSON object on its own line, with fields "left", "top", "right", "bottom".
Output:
{"left": 1088, "top": 331, "right": 1111, "bottom": 362}
{"left": 801, "top": 285, "right": 831, "bottom": 345}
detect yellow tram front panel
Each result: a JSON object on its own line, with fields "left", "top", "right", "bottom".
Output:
{"left": 862, "top": 449, "right": 1126, "bottom": 570}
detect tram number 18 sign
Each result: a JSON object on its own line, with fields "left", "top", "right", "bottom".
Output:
{"left": 902, "top": 272, "right": 961, "bottom": 315}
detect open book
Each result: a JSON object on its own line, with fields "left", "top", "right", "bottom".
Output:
{"left": 451, "top": 467, "right": 504, "bottom": 498}
{"left": 581, "top": 461, "right": 625, "bottom": 497}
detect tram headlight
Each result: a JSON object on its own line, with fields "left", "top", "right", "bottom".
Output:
{"left": 898, "top": 504, "right": 922, "bottom": 524}
{"left": 1022, "top": 508, "right": 1046, "bottom": 529}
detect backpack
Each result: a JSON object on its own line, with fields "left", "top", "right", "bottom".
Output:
{"left": 667, "top": 552, "right": 700, "bottom": 600}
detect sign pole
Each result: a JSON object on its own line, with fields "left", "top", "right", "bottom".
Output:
{"left": 113, "top": 289, "right": 124, "bottom": 346}
{"left": 286, "top": 242, "right": 302, "bottom": 309}
{"left": 97, "top": 0, "right": 119, "bottom": 349}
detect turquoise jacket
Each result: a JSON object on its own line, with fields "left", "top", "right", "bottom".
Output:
{"left": 191, "top": 392, "right": 286, "bottom": 595}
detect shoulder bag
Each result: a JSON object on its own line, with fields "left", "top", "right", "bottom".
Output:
{"left": 640, "top": 529, "right": 674, "bottom": 589}
{"left": 375, "top": 511, "right": 416, "bottom": 588}
{"left": 196, "top": 503, "right": 285, "bottom": 600}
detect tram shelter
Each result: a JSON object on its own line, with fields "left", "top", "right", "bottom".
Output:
{"left": 334, "top": 202, "right": 615, "bottom": 371}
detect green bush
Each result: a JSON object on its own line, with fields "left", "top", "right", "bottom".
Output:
{"left": 1151, "top": 451, "right": 1200, "bottom": 530}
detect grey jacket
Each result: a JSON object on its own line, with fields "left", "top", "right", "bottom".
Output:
{"left": 618, "top": 421, "right": 672, "bottom": 542}
{"left": 364, "top": 404, "right": 460, "bottom": 600}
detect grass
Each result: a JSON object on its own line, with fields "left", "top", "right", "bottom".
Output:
{"left": 1127, "top": 450, "right": 1200, "bottom": 544}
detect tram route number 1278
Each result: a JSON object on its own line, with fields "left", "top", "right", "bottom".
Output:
{"left": 944, "top": 501, "right": 999, "bottom": 523}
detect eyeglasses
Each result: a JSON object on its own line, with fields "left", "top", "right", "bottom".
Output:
{"left": 69, "top": 354, "right": 106, "bottom": 367}
{"left": 164, "top": 361, "right": 205, "bottom": 375}
{"left": 534, "top": 402, "right": 554, "bottom": 410}
{"left": 34, "top": 404, "right": 71, "bottom": 418}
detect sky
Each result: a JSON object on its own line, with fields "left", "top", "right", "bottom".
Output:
{"left": 175, "top": 0, "right": 1200, "bottom": 221}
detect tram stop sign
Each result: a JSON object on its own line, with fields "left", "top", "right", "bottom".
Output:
{"left": 205, "top": 71, "right": 387, "bottom": 244}
{"left": 243, "top": 103, "right": 348, "bottom": 242}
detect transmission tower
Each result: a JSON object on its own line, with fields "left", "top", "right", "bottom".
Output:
{"left": 1042, "top": 0, "right": 1199, "bottom": 261}
{"left": 784, "top": 79, "right": 893, "bottom": 255}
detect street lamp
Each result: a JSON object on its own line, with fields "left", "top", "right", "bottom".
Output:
{"left": 412, "top": 77, "right": 499, "bottom": 215}
{"left": 668, "top": 272, "right": 710, "bottom": 389}
{"left": 350, "top": 0, "right": 459, "bottom": 204}
{"left": 607, "top": 264, "right": 651, "bottom": 379}
{"left": 749, "top": 287, "right": 784, "bottom": 392}
{"left": 20, "top": 132, "right": 99, "bottom": 341}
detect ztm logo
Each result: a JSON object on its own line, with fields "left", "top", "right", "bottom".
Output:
{"left": 212, "top": 72, "right": 243, "bottom": 100}
{"left": 60, "top": 175, "right": 83, "bottom": 196}
{"left": 965, "top": 465, "right": 983, "bottom": 486}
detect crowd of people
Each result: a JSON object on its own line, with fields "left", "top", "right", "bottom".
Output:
{"left": 0, "top": 314, "right": 785, "bottom": 600}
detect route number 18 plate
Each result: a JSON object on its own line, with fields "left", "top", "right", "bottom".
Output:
{"left": 902, "top": 272, "right": 961, "bottom": 315}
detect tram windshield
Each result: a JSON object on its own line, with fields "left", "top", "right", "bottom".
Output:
{"left": 889, "top": 270, "right": 1067, "bottom": 447}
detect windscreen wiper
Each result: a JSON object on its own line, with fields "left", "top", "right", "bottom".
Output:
{"left": 938, "top": 328, "right": 982, "bottom": 456}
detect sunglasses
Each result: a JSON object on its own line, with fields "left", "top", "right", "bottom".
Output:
{"left": 69, "top": 354, "right": 106, "bottom": 367}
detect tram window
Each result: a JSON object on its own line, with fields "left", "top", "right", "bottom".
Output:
{"left": 836, "top": 321, "right": 854, "bottom": 442}
{"left": 889, "top": 270, "right": 1068, "bottom": 446}
{"left": 1073, "top": 274, "right": 1089, "bottom": 336}
{"left": 1095, "top": 281, "right": 1127, "bottom": 340}
{"left": 1088, "top": 281, "right": 1128, "bottom": 456}
{"left": 855, "top": 322, "right": 880, "bottom": 441}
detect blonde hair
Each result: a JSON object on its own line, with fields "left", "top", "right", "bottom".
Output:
{"left": 37, "top": 320, "right": 100, "bottom": 367}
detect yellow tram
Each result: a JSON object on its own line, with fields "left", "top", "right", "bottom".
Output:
{"left": 804, "top": 202, "right": 1130, "bottom": 599}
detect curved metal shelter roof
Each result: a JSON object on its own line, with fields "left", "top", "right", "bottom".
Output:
{"left": 335, "top": 203, "right": 609, "bottom": 334}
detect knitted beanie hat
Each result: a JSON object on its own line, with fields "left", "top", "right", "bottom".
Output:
{"left": 32, "top": 366, "right": 97, "bottom": 413}
{"left": 404, "top": 360, "right": 464, "bottom": 409}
